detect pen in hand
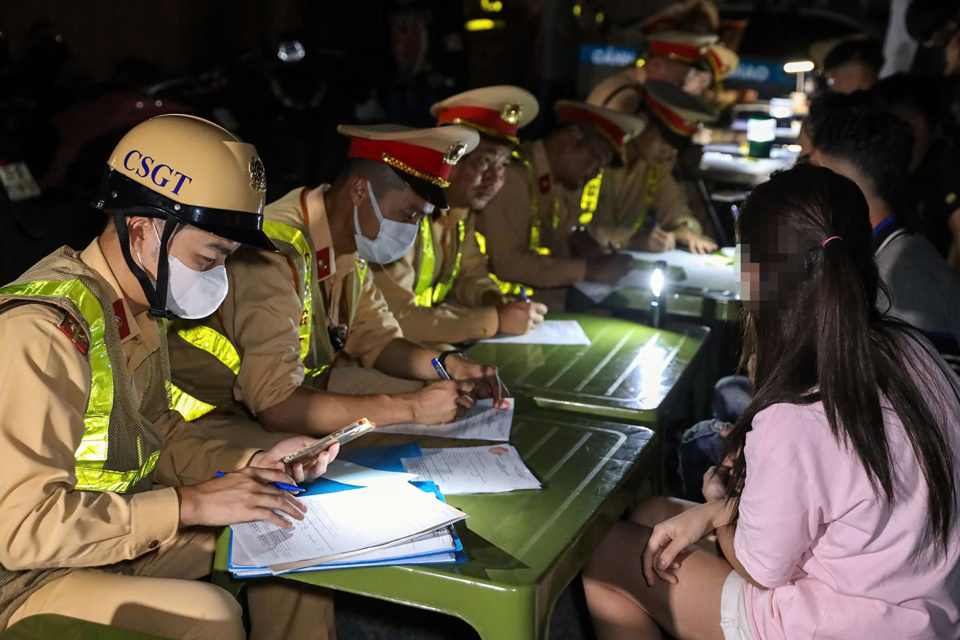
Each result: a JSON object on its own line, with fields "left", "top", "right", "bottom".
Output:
{"left": 431, "top": 357, "right": 452, "bottom": 380}
{"left": 215, "top": 471, "right": 303, "bottom": 493}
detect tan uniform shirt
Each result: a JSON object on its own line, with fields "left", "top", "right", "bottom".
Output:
{"left": 168, "top": 187, "right": 403, "bottom": 416}
{"left": 587, "top": 66, "right": 648, "bottom": 114}
{"left": 0, "top": 239, "right": 257, "bottom": 575}
{"left": 588, "top": 156, "right": 702, "bottom": 248}
{"left": 372, "top": 207, "right": 504, "bottom": 344}
{"left": 477, "top": 140, "right": 588, "bottom": 288}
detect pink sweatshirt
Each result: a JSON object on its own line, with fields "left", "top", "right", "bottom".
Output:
{"left": 734, "top": 354, "right": 960, "bottom": 639}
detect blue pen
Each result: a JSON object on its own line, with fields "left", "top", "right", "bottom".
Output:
{"left": 431, "top": 357, "right": 452, "bottom": 380}
{"left": 215, "top": 471, "right": 303, "bottom": 493}
{"left": 519, "top": 288, "right": 530, "bottom": 303}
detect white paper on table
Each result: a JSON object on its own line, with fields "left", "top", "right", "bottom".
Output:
{"left": 573, "top": 281, "right": 616, "bottom": 304}
{"left": 479, "top": 320, "right": 591, "bottom": 345}
{"left": 401, "top": 444, "right": 541, "bottom": 495}
{"left": 231, "top": 526, "right": 456, "bottom": 575}
{"left": 377, "top": 397, "right": 513, "bottom": 441}
{"left": 322, "top": 460, "right": 418, "bottom": 486}
{"left": 229, "top": 481, "right": 466, "bottom": 569}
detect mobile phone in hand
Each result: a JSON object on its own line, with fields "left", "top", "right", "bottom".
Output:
{"left": 281, "top": 418, "right": 375, "bottom": 465}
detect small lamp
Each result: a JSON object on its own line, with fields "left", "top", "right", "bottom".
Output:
{"left": 650, "top": 260, "right": 667, "bottom": 328}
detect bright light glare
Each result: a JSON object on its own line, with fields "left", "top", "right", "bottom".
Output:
{"left": 465, "top": 19, "right": 501, "bottom": 31}
{"left": 783, "top": 61, "right": 815, "bottom": 73}
{"left": 650, "top": 268, "right": 664, "bottom": 297}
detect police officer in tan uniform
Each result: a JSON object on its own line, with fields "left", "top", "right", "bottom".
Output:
{"left": 587, "top": 80, "right": 721, "bottom": 253}
{"left": 476, "top": 101, "right": 645, "bottom": 302}
{"left": 372, "top": 86, "right": 548, "bottom": 345}
{"left": 588, "top": 32, "right": 738, "bottom": 114}
{"left": 0, "top": 115, "right": 340, "bottom": 640}
{"left": 168, "top": 124, "right": 506, "bottom": 447}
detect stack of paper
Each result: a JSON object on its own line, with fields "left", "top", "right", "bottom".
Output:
{"left": 228, "top": 479, "right": 467, "bottom": 576}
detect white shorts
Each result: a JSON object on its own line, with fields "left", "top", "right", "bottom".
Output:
{"left": 720, "top": 571, "right": 756, "bottom": 640}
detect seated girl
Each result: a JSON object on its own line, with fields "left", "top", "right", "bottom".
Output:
{"left": 582, "top": 163, "right": 960, "bottom": 640}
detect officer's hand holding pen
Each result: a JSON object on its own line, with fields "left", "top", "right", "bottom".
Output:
{"left": 439, "top": 354, "right": 510, "bottom": 409}
{"left": 176, "top": 466, "right": 311, "bottom": 530}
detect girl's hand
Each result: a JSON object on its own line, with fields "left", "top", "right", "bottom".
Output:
{"left": 642, "top": 502, "right": 724, "bottom": 586}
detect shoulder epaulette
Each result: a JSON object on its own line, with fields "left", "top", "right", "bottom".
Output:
{"left": 59, "top": 311, "right": 90, "bottom": 355}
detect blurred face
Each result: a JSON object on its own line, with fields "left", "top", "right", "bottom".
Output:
{"left": 682, "top": 68, "right": 714, "bottom": 96}
{"left": 446, "top": 139, "right": 512, "bottom": 211}
{"left": 637, "top": 123, "right": 678, "bottom": 165}
{"left": 646, "top": 55, "right": 697, "bottom": 86}
{"left": 825, "top": 63, "right": 876, "bottom": 94}
{"left": 552, "top": 127, "right": 615, "bottom": 191}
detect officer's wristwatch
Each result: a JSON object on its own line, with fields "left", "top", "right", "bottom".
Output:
{"left": 438, "top": 349, "right": 466, "bottom": 372}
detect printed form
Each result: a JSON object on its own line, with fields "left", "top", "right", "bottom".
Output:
{"left": 229, "top": 481, "right": 466, "bottom": 568}
{"left": 401, "top": 445, "right": 542, "bottom": 494}
{"left": 377, "top": 397, "right": 514, "bottom": 441}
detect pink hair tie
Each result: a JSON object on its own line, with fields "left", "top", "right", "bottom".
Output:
{"left": 823, "top": 236, "right": 842, "bottom": 247}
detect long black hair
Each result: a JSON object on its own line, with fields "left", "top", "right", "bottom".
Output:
{"left": 726, "top": 163, "right": 957, "bottom": 547}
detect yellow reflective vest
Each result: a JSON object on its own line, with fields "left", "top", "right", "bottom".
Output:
{"left": 413, "top": 216, "right": 466, "bottom": 307}
{"left": 0, "top": 249, "right": 165, "bottom": 494}
{"left": 169, "top": 220, "right": 368, "bottom": 421}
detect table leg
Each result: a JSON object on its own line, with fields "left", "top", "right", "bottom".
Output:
{"left": 459, "top": 588, "right": 551, "bottom": 640}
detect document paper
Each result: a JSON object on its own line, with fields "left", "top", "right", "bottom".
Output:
{"left": 229, "top": 481, "right": 467, "bottom": 568}
{"left": 401, "top": 445, "right": 541, "bottom": 494}
{"left": 230, "top": 527, "right": 458, "bottom": 576}
{"left": 478, "top": 320, "right": 591, "bottom": 345}
{"left": 322, "top": 460, "right": 418, "bottom": 486}
{"left": 377, "top": 397, "right": 514, "bottom": 441}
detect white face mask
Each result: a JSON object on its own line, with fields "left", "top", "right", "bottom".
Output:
{"left": 147, "top": 223, "right": 230, "bottom": 319}
{"left": 353, "top": 181, "right": 423, "bottom": 264}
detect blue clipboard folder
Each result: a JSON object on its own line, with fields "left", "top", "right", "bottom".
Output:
{"left": 227, "top": 446, "right": 466, "bottom": 577}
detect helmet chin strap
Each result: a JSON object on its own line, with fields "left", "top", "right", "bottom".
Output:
{"left": 111, "top": 209, "right": 177, "bottom": 319}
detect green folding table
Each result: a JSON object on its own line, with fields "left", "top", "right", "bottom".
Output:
{"left": 567, "top": 249, "right": 741, "bottom": 324}
{"left": 213, "top": 410, "right": 656, "bottom": 640}
{"left": 0, "top": 615, "right": 170, "bottom": 640}
{"left": 465, "top": 312, "right": 710, "bottom": 427}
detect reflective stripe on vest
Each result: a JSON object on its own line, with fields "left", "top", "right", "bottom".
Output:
{"left": 414, "top": 217, "right": 465, "bottom": 307}
{"left": 473, "top": 231, "right": 532, "bottom": 298}
{"left": 0, "top": 279, "right": 159, "bottom": 493}
{"left": 263, "top": 220, "right": 313, "bottom": 363}
{"left": 579, "top": 169, "right": 602, "bottom": 226}
{"left": 632, "top": 164, "right": 661, "bottom": 233}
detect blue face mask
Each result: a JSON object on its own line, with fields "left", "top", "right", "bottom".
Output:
{"left": 353, "top": 181, "right": 422, "bottom": 264}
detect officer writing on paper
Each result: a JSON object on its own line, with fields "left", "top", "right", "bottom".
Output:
{"left": 0, "top": 115, "right": 340, "bottom": 640}
{"left": 168, "top": 124, "right": 506, "bottom": 449}
{"left": 372, "top": 86, "right": 548, "bottom": 344}
{"left": 476, "top": 101, "right": 646, "bottom": 301}
{"left": 584, "top": 81, "right": 721, "bottom": 254}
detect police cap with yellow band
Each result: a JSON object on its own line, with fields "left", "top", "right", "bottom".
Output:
{"left": 94, "top": 114, "right": 275, "bottom": 318}
{"left": 553, "top": 99, "right": 646, "bottom": 164}
{"left": 643, "top": 79, "right": 718, "bottom": 149}
{"left": 337, "top": 123, "right": 480, "bottom": 210}
{"left": 430, "top": 85, "right": 540, "bottom": 145}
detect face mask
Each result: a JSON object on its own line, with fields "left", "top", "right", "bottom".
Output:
{"left": 145, "top": 223, "right": 230, "bottom": 319}
{"left": 353, "top": 181, "right": 421, "bottom": 264}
